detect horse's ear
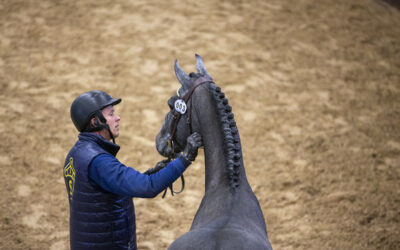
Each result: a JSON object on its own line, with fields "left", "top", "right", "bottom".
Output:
{"left": 195, "top": 54, "right": 211, "bottom": 77}
{"left": 174, "top": 60, "right": 191, "bottom": 90}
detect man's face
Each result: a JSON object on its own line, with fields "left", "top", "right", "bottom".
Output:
{"left": 102, "top": 105, "right": 120, "bottom": 139}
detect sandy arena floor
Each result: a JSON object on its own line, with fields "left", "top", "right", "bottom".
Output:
{"left": 0, "top": 0, "right": 399, "bottom": 249}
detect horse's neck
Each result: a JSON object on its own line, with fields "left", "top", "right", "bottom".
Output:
{"left": 190, "top": 85, "right": 267, "bottom": 231}
{"left": 203, "top": 131, "right": 233, "bottom": 192}
{"left": 194, "top": 86, "right": 250, "bottom": 195}
{"left": 195, "top": 115, "right": 261, "bottom": 228}
{"left": 201, "top": 132, "right": 246, "bottom": 190}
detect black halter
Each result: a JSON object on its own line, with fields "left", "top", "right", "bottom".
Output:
{"left": 161, "top": 76, "right": 213, "bottom": 198}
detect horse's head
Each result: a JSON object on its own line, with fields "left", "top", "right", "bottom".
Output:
{"left": 155, "top": 54, "right": 212, "bottom": 158}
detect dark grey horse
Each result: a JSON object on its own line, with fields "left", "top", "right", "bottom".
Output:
{"left": 155, "top": 55, "right": 273, "bottom": 250}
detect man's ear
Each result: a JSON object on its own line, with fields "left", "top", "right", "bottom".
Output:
{"left": 90, "top": 117, "right": 96, "bottom": 127}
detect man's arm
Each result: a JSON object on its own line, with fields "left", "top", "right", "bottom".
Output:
{"left": 89, "top": 132, "right": 202, "bottom": 198}
{"left": 89, "top": 154, "right": 191, "bottom": 198}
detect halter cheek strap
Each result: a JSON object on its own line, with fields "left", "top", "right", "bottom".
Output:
{"left": 169, "top": 76, "right": 214, "bottom": 142}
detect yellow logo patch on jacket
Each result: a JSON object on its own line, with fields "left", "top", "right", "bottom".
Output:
{"left": 64, "top": 157, "right": 76, "bottom": 200}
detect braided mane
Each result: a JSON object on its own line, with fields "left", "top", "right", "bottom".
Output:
{"left": 207, "top": 82, "right": 242, "bottom": 189}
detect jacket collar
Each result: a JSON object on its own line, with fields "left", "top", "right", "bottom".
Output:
{"left": 78, "top": 132, "right": 120, "bottom": 156}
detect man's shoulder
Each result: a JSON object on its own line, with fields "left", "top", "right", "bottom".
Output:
{"left": 74, "top": 138, "right": 107, "bottom": 155}
{"left": 66, "top": 139, "right": 109, "bottom": 169}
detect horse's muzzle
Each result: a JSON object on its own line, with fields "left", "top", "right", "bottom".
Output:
{"left": 156, "top": 132, "right": 174, "bottom": 157}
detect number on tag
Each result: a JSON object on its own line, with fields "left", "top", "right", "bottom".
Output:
{"left": 174, "top": 99, "right": 187, "bottom": 114}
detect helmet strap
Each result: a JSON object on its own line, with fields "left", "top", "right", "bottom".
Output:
{"left": 86, "top": 111, "right": 116, "bottom": 143}
{"left": 105, "top": 124, "right": 115, "bottom": 144}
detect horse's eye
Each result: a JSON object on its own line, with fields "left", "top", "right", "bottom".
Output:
{"left": 168, "top": 95, "right": 178, "bottom": 109}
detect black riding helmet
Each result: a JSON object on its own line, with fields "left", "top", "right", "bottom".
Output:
{"left": 70, "top": 90, "right": 121, "bottom": 134}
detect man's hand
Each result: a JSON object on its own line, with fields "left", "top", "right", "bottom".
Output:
{"left": 182, "top": 132, "right": 203, "bottom": 162}
{"left": 144, "top": 159, "right": 170, "bottom": 175}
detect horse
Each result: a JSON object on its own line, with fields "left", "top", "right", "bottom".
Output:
{"left": 155, "top": 54, "right": 273, "bottom": 250}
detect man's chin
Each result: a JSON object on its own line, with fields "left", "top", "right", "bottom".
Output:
{"left": 112, "top": 130, "right": 119, "bottom": 138}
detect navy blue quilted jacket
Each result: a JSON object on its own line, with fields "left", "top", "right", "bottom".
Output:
{"left": 63, "top": 133, "right": 189, "bottom": 250}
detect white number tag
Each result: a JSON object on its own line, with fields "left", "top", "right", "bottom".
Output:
{"left": 174, "top": 99, "right": 187, "bottom": 114}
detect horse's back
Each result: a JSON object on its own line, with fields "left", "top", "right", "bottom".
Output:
{"left": 168, "top": 226, "right": 272, "bottom": 250}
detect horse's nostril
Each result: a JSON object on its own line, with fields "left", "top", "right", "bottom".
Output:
{"left": 156, "top": 133, "right": 172, "bottom": 158}
{"left": 165, "top": 146, "right": 172, "bottom": 157}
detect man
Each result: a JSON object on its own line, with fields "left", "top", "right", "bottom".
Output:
{"left": 63, "top": 90, "right": 202, "bottom": 250}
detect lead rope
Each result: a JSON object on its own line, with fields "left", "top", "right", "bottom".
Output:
{"left": 161, "top": 140, "right": 185, "bottom": 198}
{"left": 161, "top": 169, "right": 185, "bottom": 198}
